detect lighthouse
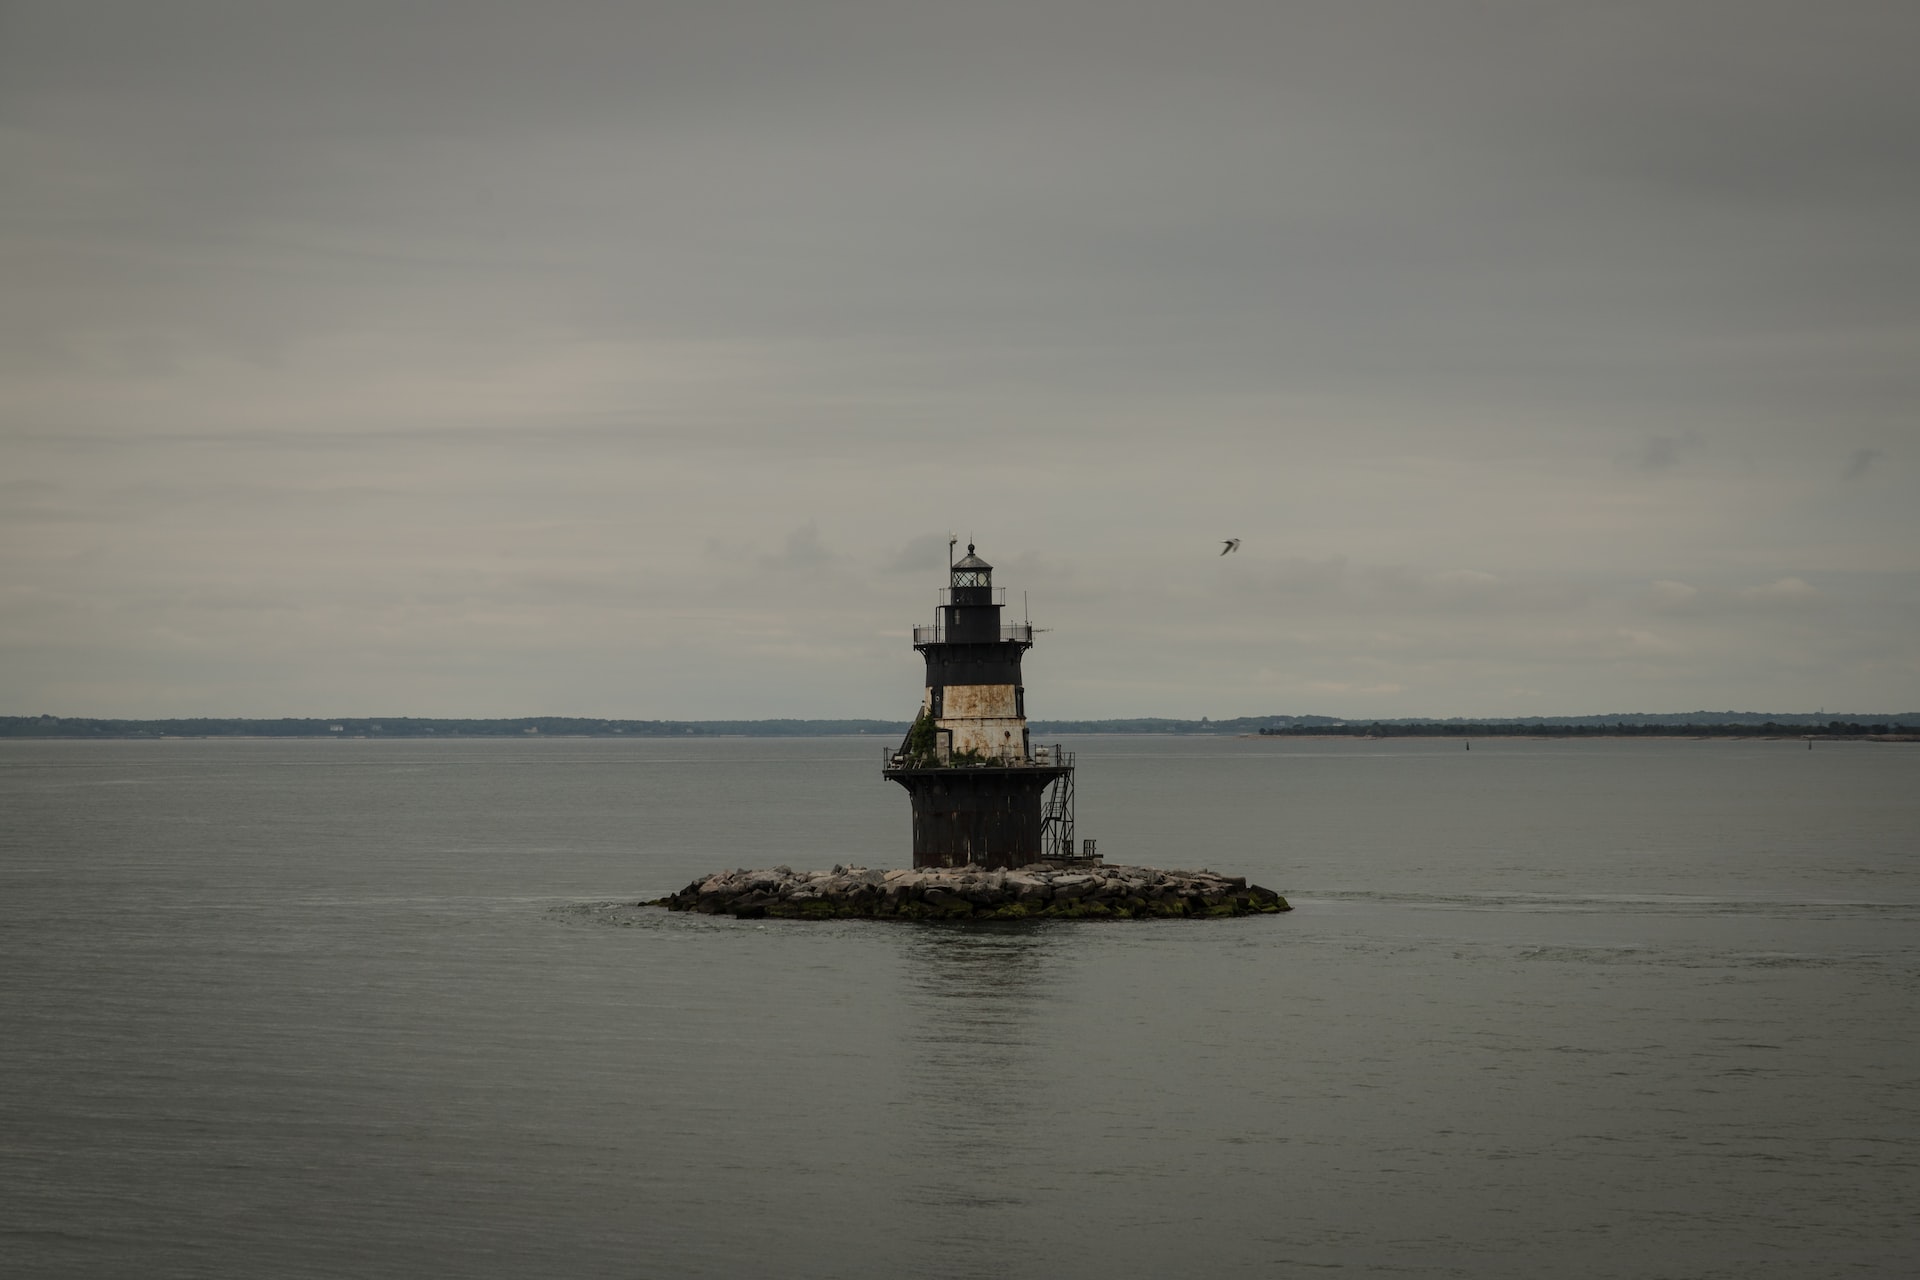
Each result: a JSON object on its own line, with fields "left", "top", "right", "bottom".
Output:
{"left": 883, "top": 545, "right": 1077, "bottom": 869}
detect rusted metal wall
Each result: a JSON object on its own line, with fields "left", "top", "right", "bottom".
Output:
{"left": 889, "top": 769, "right": 1065, "bottom": 870}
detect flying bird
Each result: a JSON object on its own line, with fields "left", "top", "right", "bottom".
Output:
{"left": 1220, "top": 539, "right": 1241, "bottom": 555}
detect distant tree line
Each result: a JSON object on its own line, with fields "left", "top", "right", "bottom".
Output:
{"left": 1031, "top": 712, "right": 1920, "bottom": 735}
{"left": 0, "top": 716, "right": 911, "bottom": 739}
{"left": 1253, "top": 721, "right": 1915, "bottom": 738}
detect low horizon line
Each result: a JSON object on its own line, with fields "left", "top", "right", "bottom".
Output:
{"left": 7, "top": 711, "right": 1915, "bottom": 725}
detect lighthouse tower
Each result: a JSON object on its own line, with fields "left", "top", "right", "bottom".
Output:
{"left": 883, "top": 545, "right": 1076, "bottom": 869}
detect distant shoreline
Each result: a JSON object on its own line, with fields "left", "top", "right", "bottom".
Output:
{"left": 3, "top": 713, "right": 1914, "bottom": 742}
{"left": 1246, "top": 731, "right": 1919, "bottom": 743}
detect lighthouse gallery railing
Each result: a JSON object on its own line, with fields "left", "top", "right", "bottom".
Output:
{"left": 912, "top": 623, "right": 1034, "bottom": 645}
{"left": 882, "top": 745, "right": 1072, "bottom": 770}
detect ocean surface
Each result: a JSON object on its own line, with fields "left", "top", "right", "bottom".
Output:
{"left": 2, "top": 735, "right": 1915, "bottom": 1278}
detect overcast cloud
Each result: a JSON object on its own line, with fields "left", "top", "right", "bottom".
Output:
{"left": 3, "top": 0, "right": 1915, "bottom": 718}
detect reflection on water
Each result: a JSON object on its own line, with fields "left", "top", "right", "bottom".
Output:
{"left": 890, "top": 924, "right": 1066, "bottom": 1274}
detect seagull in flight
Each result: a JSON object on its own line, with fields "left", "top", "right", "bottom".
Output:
{"left": 1221, "top": 539, "right": 1241, "bottom": 555}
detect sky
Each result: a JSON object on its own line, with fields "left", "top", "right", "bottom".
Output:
{"left": 3, "top": 0, "right": 1916, "bottom": 720}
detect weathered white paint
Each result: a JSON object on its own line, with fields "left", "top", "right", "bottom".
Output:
{"left": 939, "top": 716, "right": 1027, "bottom": 758}
{"left": 923, "top": 682, "right": 1027, "bottom": 759}
{"left": 933, "top": 684, "right": 1019, "bottom": 719}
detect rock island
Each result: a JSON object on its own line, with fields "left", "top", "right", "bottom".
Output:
{"left": 649, "top": 543, "right": 1291, "bottom": 923}
{"left": 651, "top": 863, "right": 1289, "bottom": 920}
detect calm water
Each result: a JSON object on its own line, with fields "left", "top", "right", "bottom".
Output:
{"left": 2, "top": 736, "right": 1915, "bottom": 1278}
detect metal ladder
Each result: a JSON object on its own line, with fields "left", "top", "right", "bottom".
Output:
{"left": 1039, "top": 748, "right": 1075, "bottom": 860}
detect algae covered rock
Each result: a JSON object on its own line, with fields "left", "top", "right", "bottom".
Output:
{"left": 647, "top": 863, "right": 1291, "bottom": 922}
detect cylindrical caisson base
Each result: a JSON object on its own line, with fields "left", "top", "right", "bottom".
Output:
{"left": 884, "top": 766, "right": 1068, "bottom": 870}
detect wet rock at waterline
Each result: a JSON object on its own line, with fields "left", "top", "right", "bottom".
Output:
{"left": 647, "top": 864, "right": 1290, "bottom": 921}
